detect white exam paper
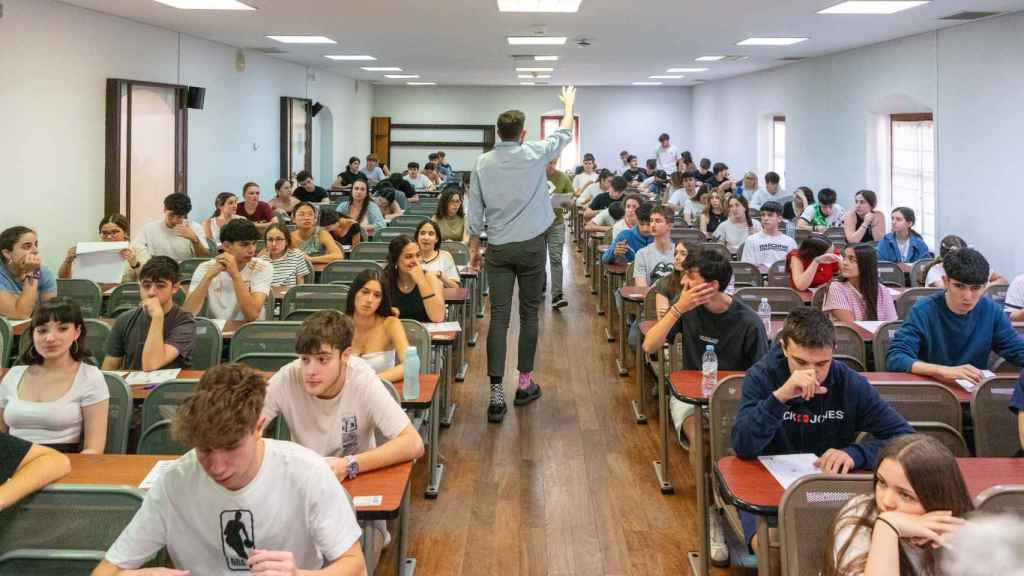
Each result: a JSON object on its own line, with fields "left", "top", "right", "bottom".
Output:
{"left": 853, "top": 320, "right": 886, "bottom": 334}
{"left": 955, "top": 370, "right": 995, "bottom": 392}
{"left": 139, "top": 460, "right": 176, "bottom": 490}
{"left": 126, "top": 368, "right": 182, "bottom": 386}
{"left": 352, "top": 495, "right": 383, "bottom": 507}
{"left": 73, "top": 241, "right": 130, "bottom": 284}
{"left": 422, "top": 321, "right": 462, "bottom": 333}
{"left": 758, "top": 453, "right": 820, "bottom": 490}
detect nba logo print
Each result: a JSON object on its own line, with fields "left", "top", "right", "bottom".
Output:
{"left": 220, "top": 509, "right": 255, "bottom": 571}
{"left": 341, "top": 414, "right": 359, "bottom": 456}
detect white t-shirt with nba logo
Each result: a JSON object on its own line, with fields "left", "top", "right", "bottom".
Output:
{"left": 104, "top": 439, "right": 360, "bottom": 573}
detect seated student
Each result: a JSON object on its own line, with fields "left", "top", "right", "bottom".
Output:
{"left": 788, "top": 234, "right": 842, "bottom": 291}
{"left": 611, "top": 193, "right": 643, "bottom": 239}
{"left": 135, "top": 193, "right": 210, "bottom": 262}
{"left": 436, "top": 150, "right": 457, "bottom": 184}
{"left": 683, "top": 182, "right": 710, "bottom": 227}
{"left": 237, "top": 181, "right": 275, "bottom": 230}
{"left": 59, "top": 214, "right": 150, "bottom": 283}
{"left": 824, "top": 244, "right": 898, "bottom": 323}
{"left": 93, "top": 363, "right": 366, "bottom": 576}
{"left": 619, "top": 150, "right": 631, "bottom": 171}
{"left": 258, "top": 223, "right": 312, "bottom": 289}
{"left": 292, "top": 169, "right": 330, "bottom": 204}
{"left": 733, "top": 308, "right": 914, "bottom": 554}
{"left": 384, "top": 235, "right": 445, "bottom": 323}
{"left": 360, "top": 153, "right": 390, "bottom": 187}
{"left": 698, "top": 190, "right": 728, "bottom": 237}
{"left": 824, "top": 434, "right": 971, "bottom": 576}
{"left": 373, "top": 187, "right": 404, "bottom": 221}
{"left": 748, "top": 171, "right": 790, "bottom": 211}
{"left": 387, "top": 172, "right": 418, "bottom": 204}
{"left": 572, "top": 154, "right": 599, "bottom": 196}
{"left": 319, "top": 208, "right": 362, "bottom": 253}
{"left": 583, "top": 200, "right": 625, "bottom": 235}
{"left": 202, "top": 192, "right": 244, "bottom": 249}
{"left": 584, "top": 175, "right": 627, "bottom": 221}
{"left": 797, "top": 187, "right": 846, "bottom": 232}
{"left": 423, "top": 162, "right": 444, "bottom": 188}
{"left": 665, "top": 171, "right": 690, "bottom": 210}
{"left": 334, "top": 156, "right": 364, "bottom": 189}
{"left": 269, "top": 177, "right": 301, "bottom": 217}
{"left": 602, "top": 202, "right": 654, "bottom": 265}
{"left": 875, "top": 207, "right": 931, "bottom": 264}
{"left": 1005, "top": 272, "right": 1024, "bottom": 322}
{"left": 706, "top": 162, "right": 736, "bottom": 194}
{"left": 887, "top": 248, "right": 1024, "bottom": 384}
{"left": 263, "top": 311, "right": 423, "bottom": 570}
{"left": 782, "top": 186, "right": 814, "bottom": 223}
{"left": 632, "top": 206, "right": 676, "bottom": 288}
{"left": 713, "top": 195, "right": 763, "bottom": 255}
{"left": 641, "top": 169, "right": 669, "bottom": 198}
{"left": 0, "top": 431, "right": 71, "bottom": 509}
{"left": 741, "top": 201, "right": 797, "bottom": 273}
{"left": 942, "top": 513, "right": 1024, "bottom": 576}
{"left": 0, "top": 298, "right": 109, "bottom": 454}
{"left": 621, "top": 155, "right": 645, "bottom": 184}
{"left": 842, "top": 189, "right": 886, "bottom": 244}
{"left": 346, "top": 270, "right": 412, "bottom": 381}
{"left": 0, "top": 225, "right": 58, "bottom": 320}
{"left": 642, "top": 247, "right": 768, "bottom": 565}
{"left": 433, "top": 186, "right": 468, "bottom": 243}
{"left": 291, "top": 202, "right": 344, "bottom": 265}
{"left": 416, "top": 220, "right": 460, "bottom": 288}
{"left": 576, "top": 168, "right": 612, "bottom": 208}
{"left": 184, "top": 219, "right": 272, "bottom": 322}
{"left": 734, "top": 171, "right": 758, "bottom": 199}
{"left": 923, "top": 234, "right": 966, "bottom": 288}
{"left": 695, "top": 157, "right": 713, "bottom": 183}
{"left": 403, "top": 162, "right": 436, "bottom": 193}
{"left": 337, "top": 179, "right": 386, "bottom": 237}
{"left": 102, "top": 257, "right": 196, "bottom": 372}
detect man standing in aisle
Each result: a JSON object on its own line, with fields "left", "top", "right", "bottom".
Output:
{"left": 546, "top": 158, "right": 574, "bottom": 311}
{"left": 468, "top": 86, "right": 576, "bottom": 423}
{"left": 654, "top": 133, "right": 680, "bottom": 174}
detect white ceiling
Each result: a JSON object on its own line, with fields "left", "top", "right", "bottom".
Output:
{"left": 60, "top": 0, "right": 1024, "bottom": 86}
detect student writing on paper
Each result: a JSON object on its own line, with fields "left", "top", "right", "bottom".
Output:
{"left": 0, "top": 298, "right": 109, "bottom": 454}
{"left": 58, "top": 214, "right": 149, "bottom": 283}
{"left": 384, "top": 235, "right": 445, "bottom": 324}
{"left": 886, "top": 248, "right": 1024, "bottom": 386}
{"left": 823, "top": 244, "right": 898, "bottom": 323}
{"left": 103, "top": 257, "right": 196, "bottom": 372}
{"left": 0, "top": 225, "right": 58, "bottom": 319}
{"left": 0, "top": 431, "right": 71, "bottom": 511}
{"left": 92, "top": 364, "right": 367, "bottom": 576}
{"left": 262, "top": 311, "right": 423, "bottom": 572}
{"left": 346, "top": 269, "right": 411, "bottom": 382}
{"left": 824, "top": 434, "right": 971, "bottom": 576}
{"left": 732, "top": 308, "right": 913, "bottom": 558}
{"left": 184, "top": 219, "right": 273, "bottom": 322}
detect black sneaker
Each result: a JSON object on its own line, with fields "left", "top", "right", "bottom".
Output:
{"left": 487, "top": 401, "right": 507, "bottom": 423}
{"left": 551, "top": 295, "right": 568, "bottom": 310}
{"left": 514, "top": 381, "right": 542, "bottom": 406}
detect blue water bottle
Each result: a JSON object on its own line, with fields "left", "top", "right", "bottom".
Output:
{"left": 403, "top": 346, "right": 420, "bottom": 400}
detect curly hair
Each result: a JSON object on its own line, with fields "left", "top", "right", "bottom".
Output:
{"left": 172, "top": 363, "right": 268, "bottom": 449}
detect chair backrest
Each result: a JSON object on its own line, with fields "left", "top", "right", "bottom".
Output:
{"left": 779, "top": 474, "right": 874, "bottom": 576}
{"left": 441, "top": 241, "right": 470, "bottom": 266}
{"left": 734, "top": 287, "right": 805, "bottom": 316}
{"left": 909, "top": 421, "right": 970, "bottom": 457}
{"left": 823, "top": 226, "right": 846, "bottom": 245}
{"left": 812, "top": 283, "right": 829, "bottom": 310}
{"left": 350, "top": 242, "right": 391, "bottom": 262}
{"left": 391, "top": 214, "right": 430, "bottom": 229}
{"left": 177, "top": 258, "right": 207, "bottom": 283}
{"left": 832, "top": 354, "right": 865, "bottom": 372}
{"left": 985, "top": 282, "right": 1009, "bottom": 305}
{"left": 103, "top": 373, "right": 132, "bottom": 454}
{"left": 191, "top": 317, "right": 223, "bottom": 370}
{"left": 0, "top": 318, "right": 9, "bottom": 369}
{"left": 708, "top": 374, "right": 746, "bottom": 463}
{"left": 872, "top": 382, "right": 962, "bottom": 431}
{"left": 280, "top": 284, "right": 350, "bottom": 319}
{"left": 140, "top": 379, "right": 197, "bottom": 434}
{"left": 730, "top": 262, "right": 763, "bottom": 287}
{"left": 56, "top": 279, "right": 103, "bottom": 318}
{"left": 137, "top": 419, "right": 187, "bottom": 455}
{"left": 875, "top": 261, "right": 906, "bottom": 287}
{"left": 971, "top": 376, "right": 1020, "bottom": 456}
{"left": 105, "top": 283, "right": 141, "bottom": 317}
{"left": 0, "top": 485, "right": 145, "bottom": 553}
{"left": 670, "top": 227, "right": 704, "bottom": 245}
{"left": 794, "top": 228, "right": 811, "bottom": 246}
{"left": 228, "top": 321, "right": 302, "bottom": 361}
{"left": 832, "top": 324, "right": 867, "bottom": 369}
{"left": 974, "top": 484, "right": 1024, "bottom": 515}
{"left": 321, "top": 260, "right": 384, "bottom": 285}
{"left": 400, "top": 319, "right": 430, "bottom": 373}
{"left": 699, "top": 242, "right": 732, "bottom": 262}
{"left": 83, "top": 318, "right": 111, "bottom": 366}
{"left": 377, "top": 226, "right": 417, "bottom": 241}
{"left": 766, "top": 259, "right": 790, "bottom": 288}
{"left": 909, "top": 258, "right": 934, "bottom": 287}
{"left": 0, "top": 548, "right": 106, "bottom": 576}
{"left": 871, "top": 320, "right": 903, "bottom": 371}
{"left": 896, "top": 287, "right": 942, "bottom": 319}
{"left": 235, "top": 352, "right": 298, "bottom": 372}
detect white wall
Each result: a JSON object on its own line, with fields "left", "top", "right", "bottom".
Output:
{"left": 372, "top": 86, "right": 693, "bottom": 172}
{"left": 0, "top": 0, "right": 373, "bottom": 269}
{"left": 691, "top": 11, "right": 1024, "bottom": 276}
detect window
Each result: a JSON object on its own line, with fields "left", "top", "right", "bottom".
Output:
{"left": 540, "top": 113, "right": 580, "bottom": 171}
{"left": 890, "top": 113, "right": 935, "bottom": 246}
{"left": 770, "top": 116, "right": 786, "bottom": 189}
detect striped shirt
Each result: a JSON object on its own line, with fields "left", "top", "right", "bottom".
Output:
{"left": 261, "top": 249, "right": 313, "bottom": 288}
{"left": 822, "top": 281, "right": 897, "bottom": 322}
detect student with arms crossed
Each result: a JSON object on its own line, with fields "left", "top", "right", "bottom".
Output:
{"left": 92, "top": 363, "right": 367, "bottom": 576}
{"left": 103, "top": 257, "right": 196, "bottom": 372}
{"left": 886, "top": 248, "right": 1024, "bottom": 385}
{"left": 740, "top": 201, "right": 796, "bottom": 273}
{"left": 0, "top": 431, "right": 71, "bottom": 511}
{"left": 136, "top": 193, "right": 210, "bottom": 262}
{"left": 572, "top": 153, "right": 599, "bottom": 195}
{"left": 733, "top": 308, "right": 913, "bottom": 555}
{"left": 184, "top": 219, "right": 272, "bottom": 322}
{"left": 0, "top": 225, "right": 57, "bottom": 320}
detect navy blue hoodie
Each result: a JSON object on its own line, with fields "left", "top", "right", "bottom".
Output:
{"left": 732, "top": 345, "right": 914, "bottom": 469}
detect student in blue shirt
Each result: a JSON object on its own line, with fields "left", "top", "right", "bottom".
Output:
{"left": 875, "top": 207, "right": 931, "bottom": 263}
{"left": 886, "top": 248, "right": 1024, "bottom": 385}
{"left": 601, "top": 202, "right": 654, "bottom": 265}
{"left": 0, "top": 226, "right": 57, "bottom": 320}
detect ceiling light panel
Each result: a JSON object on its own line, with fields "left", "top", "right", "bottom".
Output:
{"left": 737, "top": 37, "right": 808, "bottom": 46}
{"left": 507, "top": 36, "right": 568, "bottom": 45}
{"left": 361, "top": 67, "right": 402, "bottom": 72}
{"left": 666, "top": 67, "right": 708, "bottom": 73}
{"left": 325, "top": 55, "right": 376, "bottom": 61}
{"left": 516, "top": 66, "right": 554, "bottom": 72}
{"left": 498, "top": 0, "right": 582, "bottom": 12}
{"left": 818, "top": 1, "right": 929, "bottom": 14}
{"left": 407, "top": 82, "right": 436, "bottom": 85}
{"left": 650, "top": 75, "right": 684, "bottom": 79}
{"left": 696, "top": 55, "right": 725, "bottom": 61}
{"left": 266, "top": 35, "right": 336, "bottom": 44}
{"left": 633, "top": 81, "right": 662, "bottom": 86}
{"left": 518, "top": 74, "right": 552, "bottom": 78}
{"left": 153, "top": 0, "right": 254, "bottom": 8}
{"left": 534, "top": 55, "right": 559, "bottom": 61}
{"left": 385, "top": 74, "right": 420, "bottom": 79}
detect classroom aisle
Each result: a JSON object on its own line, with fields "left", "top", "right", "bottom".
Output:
{"left": 378, "top": 239, "right": 750, "bottom": 575}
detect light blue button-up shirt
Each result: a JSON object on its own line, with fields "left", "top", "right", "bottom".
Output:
{"left": 467, "top": 127, "right": 572, "bottom": 246}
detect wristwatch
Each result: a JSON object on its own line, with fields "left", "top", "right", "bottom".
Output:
{"left": 345, "top": 455, "right": 360, "bottom": 480}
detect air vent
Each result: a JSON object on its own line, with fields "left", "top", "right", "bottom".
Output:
{"left": 779, "top": 57, "right": 805, "bottom": 62}
{"left": 249, "top": 47, "right": 287, "bottom": 55}
{"left": 721, "top": 55, "right": 749, "bottom": 62}
{"left": 940, "top": 10, "right": 1001, "bottom": 20}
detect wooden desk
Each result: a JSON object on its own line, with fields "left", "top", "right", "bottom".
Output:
{"left": 604, "top": 263, "right": 628, "bottom": 352}
{"left": 618, "top": 286, "right": 650, "bottom": 421}
{"left": 456, "top": 265, "right": 481, "bottom": 344}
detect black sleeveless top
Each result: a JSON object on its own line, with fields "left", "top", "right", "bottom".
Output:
{"left": 855, "top": 213, "right": 876, "bottom": 243}
{"left": 393, "top": 283, "right": 431, "bottom": 323}
{"left": 706, "top": 212, "right": 727, "bottom": 234}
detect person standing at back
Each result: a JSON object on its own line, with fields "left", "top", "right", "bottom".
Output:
{"left": 468, "top": 86, "right": 576, "bottom": 423}
{"left": 654, "top": 133, "right": 680, "bottom": 173}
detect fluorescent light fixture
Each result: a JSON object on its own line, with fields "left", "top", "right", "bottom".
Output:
{"left": 819, "top": 1, "right": 929, "bottom": 14}
{"left": 325, "top": 55, "right": 376, "bottom": 61}
{"left": 650, "top": 75, "right": 684, "bottom": 79}
{"left": 385, "top": 74, "right": 420, "bottom": 79}
{"left": 520, "top": 82, "right": 536, "bottom": 85}
{"left": 632, "top": 81, "right": 662, "bottom": 86}
{"left": 507, "top": 36, "right": 567, "bottom": 45}
{"left": 498, "top": 0, "right": 582, "bottom": 12}
{"left": 696, "top": 55, "right": 725, "bottom": 61}
{"left": 267, "top": 35, "right": 336, "bottom": 44}
{"left": 153, "top": 0, "right": 254, "bottom": 8}
{"left": 361, "top": 67, "right": 403, "bottom": 72}
{"left": 518, "top": 74, "right": 551, "bottom": 78}
{"left": 407, "top": 82, "right": 437, "bottom": 86}
{"left": 737, "top": 37, "right": 808, "bottom": 46}
{"left": 515, "top": 66, "right": 554, "bottom": 72}
{"left": 534, "top": 55, "right": 559, "bottom": 61}
{"left": 666, "top": 67, "right": 708, "bottom": 73}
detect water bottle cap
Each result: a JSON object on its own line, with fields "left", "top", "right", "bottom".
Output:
{"left": 705, "top": 344, "right": 714, "bottom": 351}
{"left": 406, "top": 346, "right": 418, "bottom": 354}
{"left": 761, "top": 297, "right": 768, "bottom": 303}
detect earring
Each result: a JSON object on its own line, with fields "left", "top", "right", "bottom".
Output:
{"left": 71, "top": 340, "right": 80, "bottom": 357}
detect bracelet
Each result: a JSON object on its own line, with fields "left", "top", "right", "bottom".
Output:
{"left": 422, "top": 293, "right": 436, "bottom": 300}
{"left": 874, "top": 516, "right": 899, "bottom": 536}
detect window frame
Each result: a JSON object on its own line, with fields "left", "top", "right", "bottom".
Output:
{"left": 889, "top": 112, "right": 935, "bottom": 245}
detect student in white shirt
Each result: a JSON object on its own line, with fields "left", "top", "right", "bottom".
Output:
{"left": 572, "top": 154, "right": 599, "bottom": 195}
{"left": 667, "top": 171, "right": 698, "bottom": 212}
{"left": 184, "top": 219, "right": 273, "bottom": 322}
{"left": 1005, "top": 273, "right": 1024, "bottom": 321}
{"left": 797, "top": 187, "right": 845, "bottom": 231}
{"left": 611, "top": 194, "right": 642, "bottom": 239}
{"left": 583, "top": 201, "right": 624, "bottom": 235}
{"left": 654, "top": 133, "right": 680, "bottom": 173}
{"left": 747, "top": 171, "right": 791, "bottom": 211}
{"left": 633, "top": 206, "right": 676, "bottom": 287}
{"left": 713, "top": 195, "right": 762, "bottom": 254}
{"left": 92, "top": 363, "right": 367, "bottom": 576}
{"left": 403, "top": 162, "right": 435, "bottom": 193}
{"left": 741, "top": 201, "right": 797, "bottom": 272}
{"left": 576, "top": 169, "right": 612, "bottom": 208}
{"left": 135, "top": 193, "right": 210, "bottom": 262}
{"left": 684, "top": 183, "right": 710, "bottom": 227}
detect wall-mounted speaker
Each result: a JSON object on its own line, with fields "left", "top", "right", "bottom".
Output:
{"left": 186, "top": 86, "right": 206, "bottom": 110}
{"left": 312, "top": 102, "right": 323, "bottom": 117}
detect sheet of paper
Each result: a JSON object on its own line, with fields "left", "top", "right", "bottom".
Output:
{"left": 955, "top": 370, "right": 995, "bottom": 392}
{"left": 352, "top": 495, "right": 383, "bottom": 507}
{"left": 853, "top": 320, "right": 886, "bottom": 334}
{"left": 758, "top": 453, "right": 820, "bottom": 490}
{"left": 209, "top": 318, "right": 227, "bottom": 332}
{"left": 422, "top": 321, "right": 462, "bottom": 334}
{"left": 126, "top": 368, "right": 182, "bottom": 386}
{"left": 8, "top": 319, "right": 30, "bottom": 329}
{"left": 139, "top": 460, "right": 176, "bottom": 490}
{"left": 73, "top": 241, "right": 130, "bottom": 284}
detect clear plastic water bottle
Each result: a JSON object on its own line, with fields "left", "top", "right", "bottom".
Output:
{"left": 403, "top": 346, "right": 420, "bottom": 401}
{"left": 758, "top": 297, "right": 773, "bottom": 338}
{"left": 701, "top": 344, "right": 718, "bottom": 397}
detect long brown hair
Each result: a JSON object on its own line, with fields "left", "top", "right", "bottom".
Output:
{"left": 823, "top": 434, "right": 973, "bottom": 576}
{"left": 843, "top": 243, "right": 881, "bottom": 321}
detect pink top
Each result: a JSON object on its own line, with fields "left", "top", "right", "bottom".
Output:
{"left": 822, "top": 281, "right": 897, "bottom": 322}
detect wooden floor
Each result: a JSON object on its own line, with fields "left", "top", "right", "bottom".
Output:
{"left": 382, "top": 238, "right": 751, "bottom": 576}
